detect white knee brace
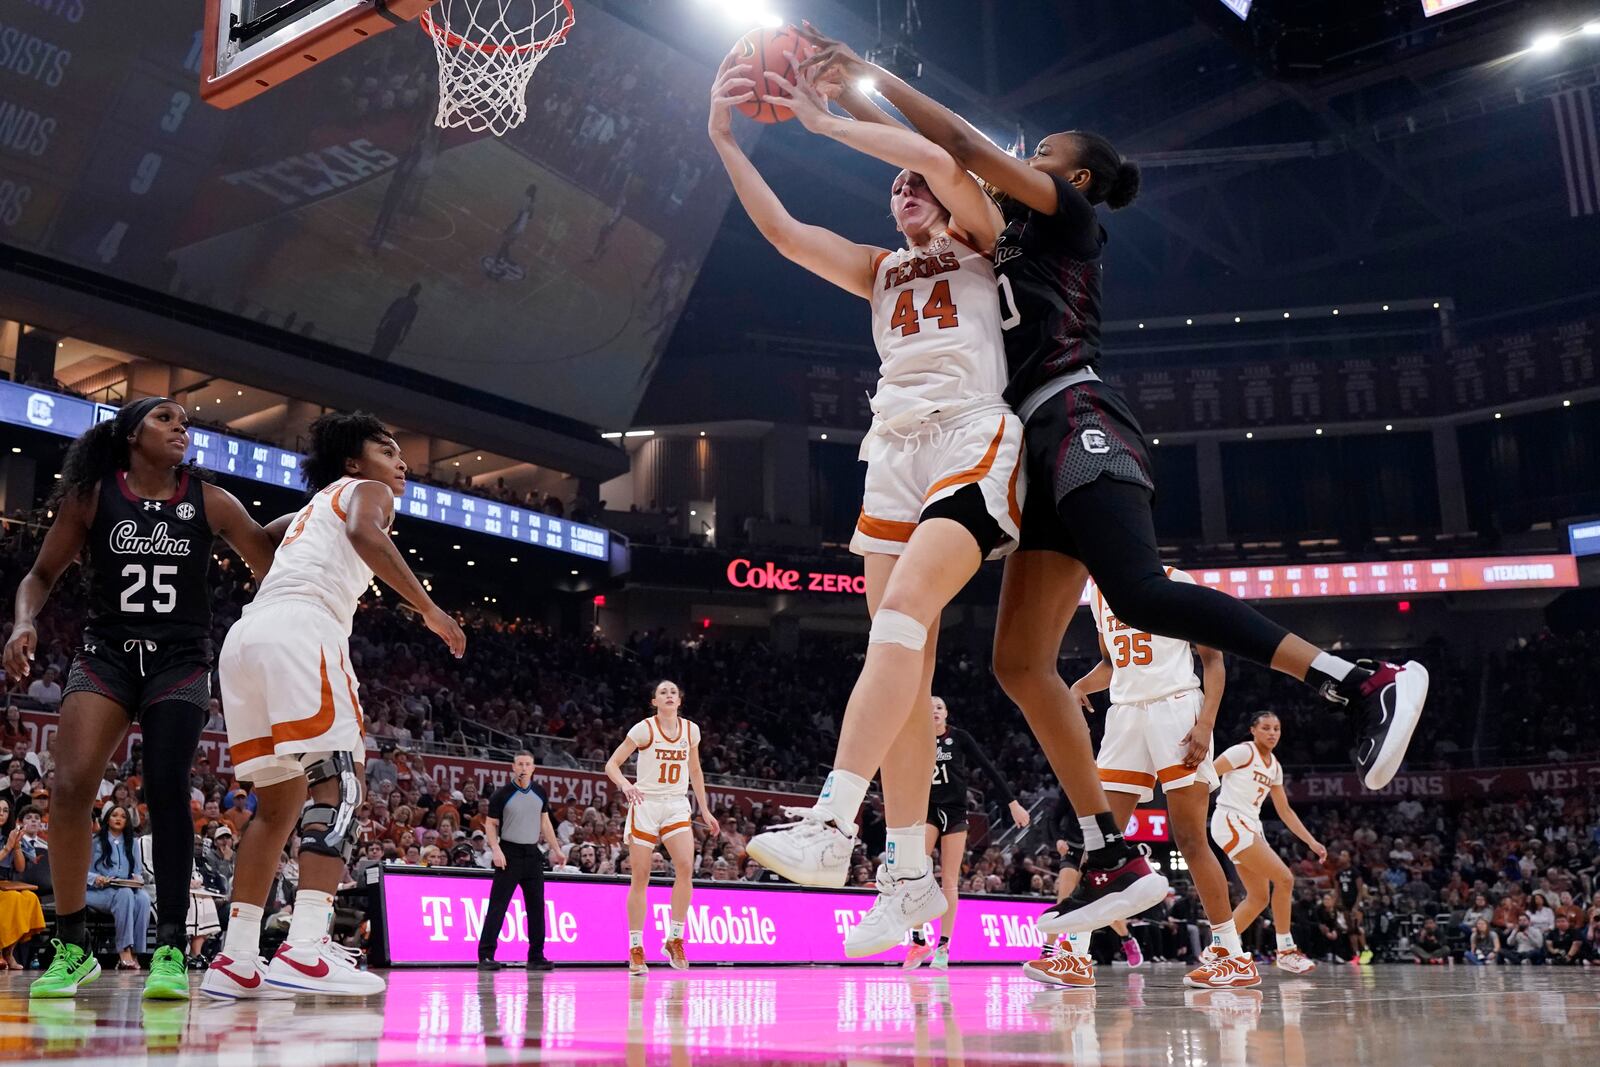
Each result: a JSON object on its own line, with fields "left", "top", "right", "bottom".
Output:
{"left": 869, "top": 608, "right": 927, "bottom": 651}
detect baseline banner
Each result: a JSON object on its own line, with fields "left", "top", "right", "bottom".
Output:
{"left": 11, "top": 709, "right": 811, "bottom": 816}
{"left": 380, "top": 869, "right": 1056, "bottom": 966}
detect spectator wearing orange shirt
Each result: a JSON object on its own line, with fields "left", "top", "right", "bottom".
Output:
{"left": 221, "top": 790, "right": 252, "bottom": 835}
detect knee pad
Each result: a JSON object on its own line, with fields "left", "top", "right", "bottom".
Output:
{"left": 869, "top": 608, "right": 927, "bottom": 652}
{"left": 297, "top": 751, "right": 361, "bottom": 864}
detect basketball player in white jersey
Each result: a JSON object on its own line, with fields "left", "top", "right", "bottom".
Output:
{"left": 709, "top": 58, "right": 1046, "bottom": 957}
{"left": 202, "top": 413, "right": 465, "bottom": 999}
{"left": 604, "top": 680, "right": 718, "bottom": 975}
{"left": 1027, "top": 568, "right": 1258, "bottom": 989}
{"left": 1211, "top": 711, "right": 1325, "bottom": 975}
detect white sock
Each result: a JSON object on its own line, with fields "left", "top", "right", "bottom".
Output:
{"left": 629, "top": 930, "right": 644, "bottom": 949}
{"left": 670, "top": 920, "right": 684, "bottom": 940}
{"left": 885, "top": 825, "right": 927, "bottom": 878}
{"left": 1211, "top": 920, "right": 1243, "bottom": 957}
{"left": 1066, "top": 932, "right": 1090, "bottom": 958}
{"left": 1311, "top": 651, "right": 1356, "bottom": 682}
{"left": 815, "top": 770, "right": 869, "bottom": 832}
{"left": 1078, "top": 816, "right": 1105, "bottom": 851}
{"left": 223, "top": 903, "right": 263, "bottom": 961}
{"left": 1277, "top": 933, "right": 1297, "bottom": 952}
{"left": 286, "top": 890, "right": 335, "bottom": 947}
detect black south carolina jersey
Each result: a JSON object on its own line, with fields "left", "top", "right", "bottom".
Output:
{"left": 85, "top": 471, "right": 214, "bottom": 644}
{"left": 929, "top": 725, "right": 1016, "bottom": 809}
{"left": 993, "top": 174, "right": 1107, "bottom": 410}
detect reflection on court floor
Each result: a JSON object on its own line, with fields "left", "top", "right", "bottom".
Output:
{"left": 0, "top": 964, "right": 1595, "bottom": 1066}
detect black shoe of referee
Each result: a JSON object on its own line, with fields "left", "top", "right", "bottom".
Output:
{"left": 1037, "top": 842, "right": 1169, "bottom": 937}
{"left": 478, "top": 957, "right": 503, "bottom": 971}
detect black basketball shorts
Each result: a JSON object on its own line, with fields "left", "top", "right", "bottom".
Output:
{"left": 64, "top": 632, "right": 214, "bottom": 721}
{"left": 1018, "top": 381, "right": 1155, "bottom": 557}
{"left": 928, "top": 800, "right": 971, "bottom": 837}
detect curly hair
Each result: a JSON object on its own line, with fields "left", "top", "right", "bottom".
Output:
{"left": 301, "top": 412, "right": 395, "bottom": 491}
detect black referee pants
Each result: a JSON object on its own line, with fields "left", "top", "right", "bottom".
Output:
{"left": 477, "top": 842, "right": 547, "bottom": 963}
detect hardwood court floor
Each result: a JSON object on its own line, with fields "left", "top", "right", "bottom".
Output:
{"left": 1, "top": 961, "right": 1595, "bottom": 1065}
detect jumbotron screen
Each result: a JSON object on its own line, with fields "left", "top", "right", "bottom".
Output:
{"left": 0, "top": 0, "right": 753, "bottom": 429}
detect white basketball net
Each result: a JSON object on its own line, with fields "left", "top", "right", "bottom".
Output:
{"left": 421, "top": 0, "right": 574, "bottom": 136}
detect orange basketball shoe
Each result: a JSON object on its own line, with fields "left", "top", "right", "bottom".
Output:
{"left": 628, "top": 946, "right": 649, "bottom": 977}
{"left": 1023, "top": 951, "right": 1096, "bottom": 988}
{"left": 1184, "top": 946, "right": 1262, "bottom": 989}
{"left": 663, "top": 938, "right": 689, "bottom": 971}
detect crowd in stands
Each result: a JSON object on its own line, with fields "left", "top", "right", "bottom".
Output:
{"left": 4, "top": 512, "right": 1600, "bottom": 967}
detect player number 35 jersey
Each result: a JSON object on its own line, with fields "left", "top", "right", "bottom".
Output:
{"left": 1090, "top": 567, "right": 1201, "bottom": 705}
{"left": 628, "top": 716, "right": 700, "bottom": 797}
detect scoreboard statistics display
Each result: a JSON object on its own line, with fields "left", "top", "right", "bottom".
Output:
{"left": 0, "top": 381, "right": 610, "bottom": 562}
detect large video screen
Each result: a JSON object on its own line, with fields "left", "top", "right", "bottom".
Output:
{"left": 0, "top": 1, "right": 750, "bottom": 429}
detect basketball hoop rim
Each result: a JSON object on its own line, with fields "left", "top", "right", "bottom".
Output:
{"left": 420, "top": 0, "right": 574, "bottom": 55}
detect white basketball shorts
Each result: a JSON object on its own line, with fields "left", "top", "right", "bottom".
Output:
{"left": 1211, "top": 807, "right": 1264, "bottom": 861}
{"left": 1097, "top": 688, "right": 1218, "bottom": 803}
{"left": 221, "top": 599, "right": 365, "bottom": 785}
{"left": 851, "top": 409, "right": 1024, "bottom": 561}
{"left": 625, "top": 794, "right": 694, "bottom": 846}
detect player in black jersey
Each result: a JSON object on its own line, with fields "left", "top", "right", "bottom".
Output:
{"left": 798, "top": 24, "right": 1429, "bottom": 934}
{"left": 904, "top": 697, "right": 1030, "bottom": 970}
{"left": 4, "top": 397, "right": 275, "bottom": 1000}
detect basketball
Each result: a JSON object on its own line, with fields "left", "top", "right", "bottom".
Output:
{"left": 731, "top": 26, "right": 815, "bottom": 124}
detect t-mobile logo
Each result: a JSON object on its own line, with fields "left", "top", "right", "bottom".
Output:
{"left": 979, "top": 914, "right": 1001, "bottom": 947}
{"left": 420, "top": 896, "right": 454, "bottom": 942}
{"left": 834, "top": 909, "right": 858, "bottom": 940}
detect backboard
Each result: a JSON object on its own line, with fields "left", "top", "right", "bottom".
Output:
{"left": 201, "top": 0, "right": 438, "bottom": 108}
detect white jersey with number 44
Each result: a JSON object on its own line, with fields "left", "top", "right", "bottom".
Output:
{"left": 627, "top": 716, "right": 700, "bottom": 798}
{"left": 868, "top": 228, "right": 1008, "bottom": 423}
{"left": 1089, "top": 568, "right": 1201, "bottom": 705}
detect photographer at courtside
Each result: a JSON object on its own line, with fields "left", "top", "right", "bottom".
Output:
{"left": 478, "top": 751, "right": 565, "bottom": 971}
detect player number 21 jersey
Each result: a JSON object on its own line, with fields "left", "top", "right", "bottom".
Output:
{"left": 254, "top": 477, "right": 380, "bottom": 634}
{"left": 868, "top": 229, "right": 1007, "bottom": 422}
{"left": 1089, "top": 567, "right": 1201, "bottom": 705}
{"left": 628, "top": 716, "right": 700, "bottom": 798}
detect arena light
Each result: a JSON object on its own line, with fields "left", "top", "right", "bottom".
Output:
{"left": 1585, "top": 21, "right": 1600, "bottom": 36}
{"left": 1386, "top": 424, "right": 1395, "bottom": 431}
{"left": 702, "top": 1, "right": 783, "bottom": 29}
{"left": 624, "top": 429, "right": 655, "bottom": 438}
{"left": 600, "top": 431, "right": 622, "bottom": 439}
{"left": 1151, "top": 437, "right": 1160, "bottom": 445}
{"left": 9, "top": 446, "right": 19, "bottom": 453}
{"left": 570, "top": 569, "right": 579, "bottom": 576}
{"left": 1245, "top": 431, "right": 1254, "bottom": 439}
{"left": 1564, "top": 399, "right": 1573, "bottom": 407}
{"left": 1530, "top": 32, "right": 1563, "bottom": 53}
{"left": 1217, "top": 0, "right": 1252, "bottom": 20}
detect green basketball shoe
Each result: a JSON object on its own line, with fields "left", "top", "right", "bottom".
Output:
{"left": 143, "top": 945, "right": 191, "bottom": 1000}
{"left": 30, "top": 940, "right": 101, "bottom": 999}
